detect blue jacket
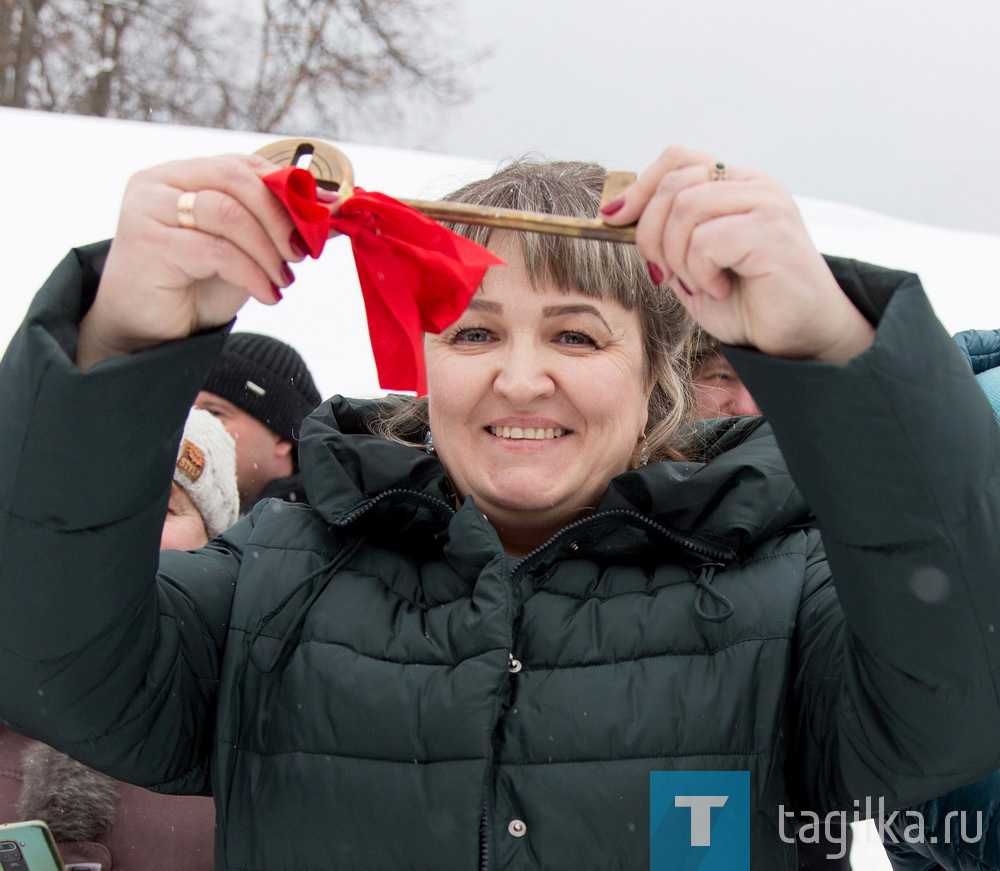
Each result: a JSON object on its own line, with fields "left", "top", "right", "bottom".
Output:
{"left": 883, "top": 770, "right": 1000, "bottom": 871}
{"left": 954, "top": 328, "right": 1000, "bottom": 422}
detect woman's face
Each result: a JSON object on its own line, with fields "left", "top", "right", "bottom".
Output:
{"left": 425, "top": 238, "right": 650, "bottom": 554}
{"left": 160, "top": 482, "right": 209, "bottom": 551}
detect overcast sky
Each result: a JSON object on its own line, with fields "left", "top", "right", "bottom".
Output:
{"left": 386, "top": 0, "right": 1000, "bottom": 236}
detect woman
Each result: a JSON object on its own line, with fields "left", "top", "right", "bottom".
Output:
{"left": 0, "top": 147, "right": 997, "bottom": 871}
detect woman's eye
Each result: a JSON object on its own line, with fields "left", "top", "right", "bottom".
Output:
{"left": 454, "top": 327, "right": 491, "bottom": 342}
{"left": 557, "top": 331, "right": 597, "bottom": 347}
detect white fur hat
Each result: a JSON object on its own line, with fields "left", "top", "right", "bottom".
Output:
{"left": 174, "top": 408, "right": 239, "bottom": 540}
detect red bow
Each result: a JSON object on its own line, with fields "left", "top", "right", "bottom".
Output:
{"left": 262, "top": 166, "right": 504, "bottom": 395}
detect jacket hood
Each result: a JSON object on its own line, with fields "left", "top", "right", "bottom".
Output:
{"left": 298, "top": 396, "right": 810, "bottom": 559}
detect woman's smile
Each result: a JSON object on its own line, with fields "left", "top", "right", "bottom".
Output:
{"left": 486, "top": 419, "right": 570, "bottom": 441}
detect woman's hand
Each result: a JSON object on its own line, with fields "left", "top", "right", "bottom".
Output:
{"left": 77, "top": 153, "right": 331, "bottom": 371}
{"left": 602, "top": 146, "right": 875, "bottom": 364}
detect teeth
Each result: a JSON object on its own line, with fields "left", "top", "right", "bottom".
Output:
{"left": 489, "top": 426, "right": 565, "bottom": 440}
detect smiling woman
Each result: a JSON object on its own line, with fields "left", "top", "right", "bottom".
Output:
{"left": 425, "top": 244, "right": 651, "bottom": 555}
{"left": 1, "top": 146, "right": 999, "bottom": 871}
{"left": 371, "top": 158, "right": 695, "bottom": 555}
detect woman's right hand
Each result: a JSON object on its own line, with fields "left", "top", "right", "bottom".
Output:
{"left": 77, "top": 153, "right": 320, "bottom": 371}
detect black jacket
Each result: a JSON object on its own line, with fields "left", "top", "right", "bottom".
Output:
{"left": 239, "top": 472, "right": 308, "bottom": 516}
{"left": 1, "top": 245, "right": 999, "bottom": 870}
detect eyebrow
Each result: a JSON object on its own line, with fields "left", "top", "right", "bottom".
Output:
{"left": 466, "top": 298, "right": 612, "bottom": 332}
{"left": 542, "top": 304, "right": 612, "bottom": 332}
{"left": 466, "top": 298, "right": 502, "bottom": 313}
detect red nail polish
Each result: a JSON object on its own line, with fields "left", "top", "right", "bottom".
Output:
{"left": 271, "top": 283, "right": 283, "bottom": 302}
{"left": 280, "top": 262, "right": 295, "bottom": 286}
{"left": 600, "top": 196, "right": 625, "bottom": 216}
{"left": 290, "top": 230, "right": 308, "bottom": 258}
{"left": 677, "top": 278, "right": 694, "bottom": 296}
{"left": 647, "top": 261, "right": 664, "bottom": 285}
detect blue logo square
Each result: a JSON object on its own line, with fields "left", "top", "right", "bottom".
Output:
{"left": 650, "top": 770, "right": 750, "bottom": 871}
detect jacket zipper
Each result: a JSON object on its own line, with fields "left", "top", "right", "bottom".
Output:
{"left": 512, "top": 508, "right": 733, "bottom": 573}
{"left": 341, "top": 493, "right": 731, "bottom": 564}
{"left": 336, "top": 488, "right": 457, "bottom": 526}
{"left": 479, "top": 779, "right": 496, "bottom": 871}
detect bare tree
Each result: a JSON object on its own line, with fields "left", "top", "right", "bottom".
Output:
{"left": 1, "top": 0, "right": 479, "bottom": 139}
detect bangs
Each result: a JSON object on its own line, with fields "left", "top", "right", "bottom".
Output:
{"left": 443, "top": 158, "right": 651, "bottom": 312}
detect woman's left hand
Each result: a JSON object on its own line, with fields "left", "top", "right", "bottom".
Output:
{"left": 602, "top": 146, "right": 875, "bottom": 363}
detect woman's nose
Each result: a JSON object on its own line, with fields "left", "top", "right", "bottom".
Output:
{"left": 729, "top": 385, "right": 761, "bottom": 416}
{"left": 492, "top": 346, "right": 556, "bottom": 403}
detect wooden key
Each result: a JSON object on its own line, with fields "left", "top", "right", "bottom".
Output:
{"left": 255, "top": 138, "right": 637, "bottom": 244}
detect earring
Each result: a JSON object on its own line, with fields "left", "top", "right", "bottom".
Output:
{"left": 424, "top": 431, "right": 435, "bottom": 454}
{"left": 634, "top": 432, "right": 649, "bottom": 468}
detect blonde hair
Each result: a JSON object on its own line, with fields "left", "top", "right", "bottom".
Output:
{"left": 371, "top": 157, "right": 696, "bottom": 465}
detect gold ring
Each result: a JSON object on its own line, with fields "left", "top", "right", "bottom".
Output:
{"left": 177, "top": 191, "right": 198, "bottom": 230}
{"left": 710, "top": 162, "right": 729, "bottom": 181}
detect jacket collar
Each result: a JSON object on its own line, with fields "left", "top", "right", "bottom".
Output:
{"left": 598, "top": 416, "right": 809, "bottom": 556}
{"left": 298, "top": 397, "right": 810, "bottom": 560}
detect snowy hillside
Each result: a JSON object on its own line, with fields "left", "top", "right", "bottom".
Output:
{"left": 4, "top": 107, "right": 998, "bottom": 400}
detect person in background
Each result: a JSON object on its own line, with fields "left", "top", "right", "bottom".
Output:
{"left": 195, "top": 331, "right": 321, "bottom": 514}
{"left": 162, "top": 406, "right": 240, "bottom": 550}
{"left": 0, "top": 407, "right": 237, "bottom": 871}
{"left": 688, "top": 329, "right": 761, "bottom": 418}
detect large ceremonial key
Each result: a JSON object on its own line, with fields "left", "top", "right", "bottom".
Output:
{"left": 255, "top": 138, "right": 637, "bottom": 244}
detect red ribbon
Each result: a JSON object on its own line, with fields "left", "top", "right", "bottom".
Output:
{"left": 262, "top": 166, "right": 504, "bottom": 395}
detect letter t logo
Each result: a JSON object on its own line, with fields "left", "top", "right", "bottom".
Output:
{"left": 675, "top": 795, "right": 729, "bottom": 846}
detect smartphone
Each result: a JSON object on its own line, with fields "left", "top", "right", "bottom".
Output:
{"left": 0, "top": 821, "right": 64, "bottom": 871}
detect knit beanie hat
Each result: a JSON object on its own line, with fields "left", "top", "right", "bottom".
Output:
{"left": 175, "top": 408, "right": 240, "bottom": 540}
{"left": 203, "top": 333, "right": 322, "bottom": 444}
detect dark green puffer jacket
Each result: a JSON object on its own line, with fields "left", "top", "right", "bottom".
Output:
{"left": 1, "top": 244, "right": 1000, "bottom": 871}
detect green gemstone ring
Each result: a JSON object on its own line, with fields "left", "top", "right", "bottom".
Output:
{"left": 710, "top": 162, "right": 729, "bottom": 181}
